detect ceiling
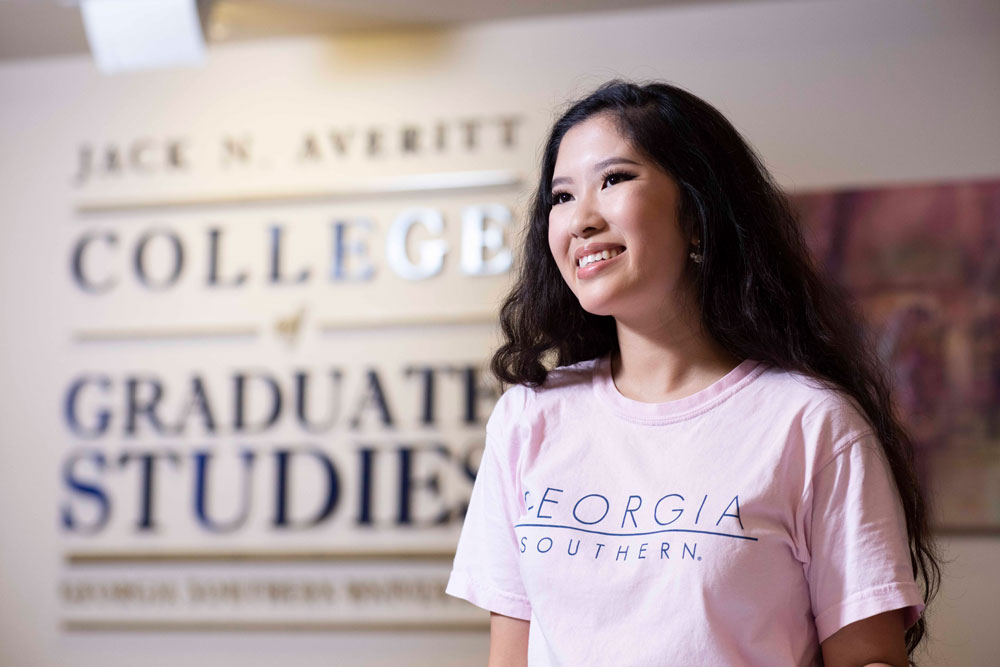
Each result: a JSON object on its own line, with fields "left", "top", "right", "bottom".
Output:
{"left": 0, "top": 0, "right": 755, "bottom": 61}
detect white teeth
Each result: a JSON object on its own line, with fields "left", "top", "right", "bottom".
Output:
{"left": 578, "top": 248, "right": 623, "bottom": 267}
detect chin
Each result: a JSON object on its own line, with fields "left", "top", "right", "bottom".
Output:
{"left": 575, "top": 298, "right": 617, "bottom": 318}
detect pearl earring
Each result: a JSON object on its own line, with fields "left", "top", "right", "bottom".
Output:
{"left": 689, "top": 240, "right": 704, "bottom": 264}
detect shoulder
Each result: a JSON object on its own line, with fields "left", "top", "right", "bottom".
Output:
{"left": 750, "top": 364, "right": 878, "bottom": 464}
{"left": 525, "top": 356, "right": 600, "bottom": 416}
{"left": 497, "top": 357, "right": 598, "bottom": 406}
{"left": 485, "top": 356, "right": 599, "bottom": 443}
{"left": 537, "top": 356, "right": 600, "bottom": 392}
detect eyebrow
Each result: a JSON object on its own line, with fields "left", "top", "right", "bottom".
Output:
{"left": 551, "top": 157, "right": 641, "bottom": 188}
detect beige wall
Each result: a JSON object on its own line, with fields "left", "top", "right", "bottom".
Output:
{"left": 1, "top": 0, "right": 998, "bottom": 664}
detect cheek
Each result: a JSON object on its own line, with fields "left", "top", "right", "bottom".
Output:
{"left": 546, "top": 220, "right": 578, "bottom": 287}
{"left": 547, "top": 219, "right": 567, "bottom": 262}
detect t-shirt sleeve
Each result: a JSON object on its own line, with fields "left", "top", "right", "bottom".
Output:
{"left": 445, "top": 385, "right": 532, "bottom": 620}
{"left": 802, "top": 434, "right": 925, "bottom": 643}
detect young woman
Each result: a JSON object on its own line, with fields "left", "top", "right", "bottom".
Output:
{"left": 446, "top": 80, "right": 940, "bottom": 666}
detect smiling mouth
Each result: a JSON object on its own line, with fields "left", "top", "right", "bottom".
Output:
{"left": 577, "top": 247, "right": 626, "bottom": 268}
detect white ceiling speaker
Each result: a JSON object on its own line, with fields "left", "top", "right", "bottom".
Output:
{"left": 80, "top": 0, "right": 211, "bottom": 74}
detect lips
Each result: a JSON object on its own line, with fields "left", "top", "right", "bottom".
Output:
{"left": 577, "top": 247, "right": 623, "bottom": 268}
{"left": 575, "top": 245, "right": 626, "bottom": 278}
{"left": 573, "top": 243, "right": 626, "bottom": 262}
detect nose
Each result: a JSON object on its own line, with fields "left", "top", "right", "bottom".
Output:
{"left": 568, "top": 192, "right": 606, "bottom": 238}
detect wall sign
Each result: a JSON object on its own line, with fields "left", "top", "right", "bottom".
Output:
{"left": 59, "top": 115, "right": 531, "bottom": 631}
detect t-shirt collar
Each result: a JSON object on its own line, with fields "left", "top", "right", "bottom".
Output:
{"left": 592, "top": 353, "right": 764, "bottom": 424}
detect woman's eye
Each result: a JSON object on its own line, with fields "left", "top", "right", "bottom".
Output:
{"left": 551, "top": 172, "right": 633, "bottom": 205}
{"left": 602, "top": 171, "right": 633, "bottom": 188}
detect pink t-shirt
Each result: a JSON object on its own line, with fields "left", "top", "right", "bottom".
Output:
{"left": 447, "top": 354, "right": 924, "bottom": 666}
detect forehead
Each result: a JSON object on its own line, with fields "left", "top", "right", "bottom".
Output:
{"left": 554, "top": 114, "right": 637, "bottom": 169}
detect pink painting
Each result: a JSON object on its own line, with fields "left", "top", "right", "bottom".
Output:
{"left": 791, "top": 179, "right": 1000, "bottom": 533}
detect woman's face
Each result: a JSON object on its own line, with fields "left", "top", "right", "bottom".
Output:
{"left": 547, "top": 113, "right": 694, "bottom": 323}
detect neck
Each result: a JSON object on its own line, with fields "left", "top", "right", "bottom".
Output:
{"left": 610, "top": 298, "right": 741, "bottom": 403}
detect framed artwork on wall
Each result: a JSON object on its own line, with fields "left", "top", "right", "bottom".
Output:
{"left": 792, "top": 179, "right": 1000, "bottom": 534}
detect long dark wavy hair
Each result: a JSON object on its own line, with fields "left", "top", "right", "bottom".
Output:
{"left": 491, "top": 80, "right": 940, "bottom": 658}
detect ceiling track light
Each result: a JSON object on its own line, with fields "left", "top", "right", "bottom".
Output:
{"left": 80, "top": 0, "right": 216, "bottom": 74}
